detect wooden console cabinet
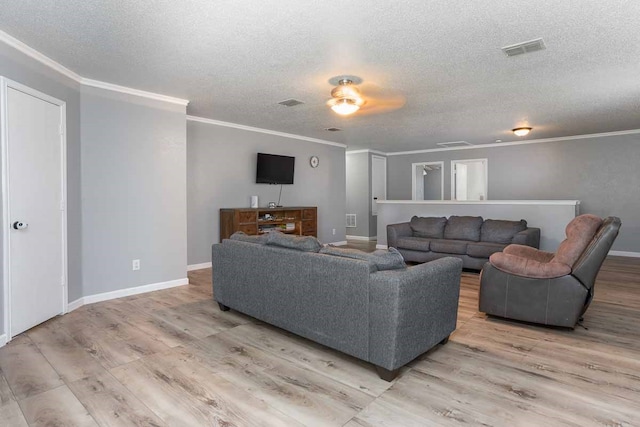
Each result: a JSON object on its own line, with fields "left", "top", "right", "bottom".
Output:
{"left": 220, "top": 207, "right": 317, "bottom": 242}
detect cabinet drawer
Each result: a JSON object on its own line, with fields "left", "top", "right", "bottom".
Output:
{"left": 302, "top": 209, "right": 316, "bottom": 220}
{"left": 302, "top": 221, "right": 316, "bottom": 233}
{"left": 238, "top": 224, "right": 258, "bottom": 235}
{"left": 238, "top": 211, "right": 257, "bottom": 224}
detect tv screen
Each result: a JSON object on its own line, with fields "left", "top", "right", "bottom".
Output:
{"left": 256, "top": 153, "right": 295, "bottom": 184}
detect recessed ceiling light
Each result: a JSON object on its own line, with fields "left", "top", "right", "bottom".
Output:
{"left": 512, "top": 127, "right": 532, "bottom": 137}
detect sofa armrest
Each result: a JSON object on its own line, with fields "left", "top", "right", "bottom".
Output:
{"left": 368, "top": 257, "right": 462, "bottom": 370}
{"left": 511, "top": 227, "right": 540, "bottom": 248}
{"left": 387, "top": 222, "right": 413, "bottom": 248}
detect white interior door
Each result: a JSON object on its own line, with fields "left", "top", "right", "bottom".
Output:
{"left": 3, "top": 81, "right": 66, "bottom": 338}
{"left": 452, "top": 159, "right": 487, "bottom": 201}
{"left": 371, "top": 155, "right": 386, "bottom": 215}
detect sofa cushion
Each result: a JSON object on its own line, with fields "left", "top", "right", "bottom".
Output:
{"left": 480, "top": 219, "right": 528, "bottom": 244}
{"left": 265, "top": 231, "right": 322, "bottom": 252}
{"left": 444, "top": 216, "right": 483, "bottom": 242}
{"left": 467, "top": 242, "right": 507, "bottom": 259}
{"left": 430, "top": 239, "right": 468, "bottom": 255}
{"left": 409, "top": 216, "right": 447, "bottom": 239}
{"left": 395, "top": 236, "right": 431, "bottom": 251}
{"left": 320, "top": 246, "right": 406, "bottom": 271}
{"left": 229, "top": 231, "right": 268, "bottom": 244}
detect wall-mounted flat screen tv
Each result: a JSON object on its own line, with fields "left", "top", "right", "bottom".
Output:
{"left": 256, "top": 153, "right": 295, "bottom": 184}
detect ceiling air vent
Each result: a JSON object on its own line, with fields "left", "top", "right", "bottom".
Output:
{"left": 502, "top": 38, "right": 546, "bottom": 57}
{"left": 436, "top": 141, "right": 473, "bottom": 148}
{"left": 325, "top": 127, "right": 342, "bottom": 132}
{"left": 278, "top": 98, "right": 304, "bottom": 107}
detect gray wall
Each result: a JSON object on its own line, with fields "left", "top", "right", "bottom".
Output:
{"left": 423, "top": 168, "right": 442, "bottom": 200}
{"left": 187, "top": 121, "right": 346, "bottom": 265}
{"left": 387, "top": 134, "right": 640, "bottom": 252}
{"left": 0, "top": 41, "right": 82, "bottom": 335}
{"left": 81, "top": 87, "right": 187, "bottom": 295}
{"left": 346, "top": 153, "right": 370, "bottom": 237}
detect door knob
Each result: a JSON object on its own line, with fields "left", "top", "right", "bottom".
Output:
{"left": 12, "top": 221, "right": 28, "bottom": 230}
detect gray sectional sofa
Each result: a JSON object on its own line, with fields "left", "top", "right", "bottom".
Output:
{"left": 388, "top": 215, "right": 540, "bottom": 270}
{"left": 211, "top": 233, "right": 463, "bottom": 380}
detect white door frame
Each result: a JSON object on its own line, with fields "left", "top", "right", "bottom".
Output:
{"left": 411, "top": 161, "right": 444, "bottom": 200}
{"left": 451, "top": 158, "right": 488, "bottom": 200}
{"left": 1, "top": 77, "right": 68, "bottom": 341}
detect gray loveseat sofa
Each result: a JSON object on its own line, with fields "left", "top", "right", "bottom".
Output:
{"left": 388, "top": 216, "right": 540, "bottom": 270}
{"left": 211, "top": 235, "right": 462, "bottom": 380}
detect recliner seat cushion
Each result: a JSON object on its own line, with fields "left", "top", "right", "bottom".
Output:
{"left": 395, "top": 236, "right": 431, "bottom": 251}
{"left": 444, "top": 216, "right": 483, "bottom": 242}
{"left": 467, "top": 242, "right": 507, "bottom": 259}
{"left": 409, "top": 216, "right": 447, "bottom": 239}
{"left": 489, "top": 252, "right": 571, "bottom": 279}
{"left": 481, "top": 219, "right": 527, "bottom": 244}
{"left": 430, "top": 239, "right": 468, "bottom": 255}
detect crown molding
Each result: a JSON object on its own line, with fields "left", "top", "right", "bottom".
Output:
{"left": 82, "top": 79, "right": 189, "bottom": 106}
{"left": 0, "top": 29, "right": 188, "bottom": 106}
{"left": 187, "top": 115, "right": 347, "bottom": 148}
{"left": 385, "top": 128, "right": 640, "bottom": 156}
{"left": 0, "top": 29, "right": 82, "bottom": 82}
{"left": 346, "top": 149, "right": 387, "bottom": 156}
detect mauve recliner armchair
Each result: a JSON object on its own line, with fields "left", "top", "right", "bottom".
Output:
{"left": 479, "top": 214, "right": 621, "bottom": 328}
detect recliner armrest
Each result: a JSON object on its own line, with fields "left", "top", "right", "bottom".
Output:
{"left": 511, "top": 228, "right": 540, "bottom": 248}
{"left": 504, "top": 244, "right": 554, "bottom": 263}
{"left": 387, "top": 222, "right": 413, "bottom": 248}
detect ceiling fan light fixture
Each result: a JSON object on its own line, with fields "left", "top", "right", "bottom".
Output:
{"left": 512, "top": 127, "right": 532, "bottom": 137}
{"left": 328, "top": 78, "right": 365, "bottom": 116}
{"left": 329, "top": 98, "right": 361, "bottom": 115}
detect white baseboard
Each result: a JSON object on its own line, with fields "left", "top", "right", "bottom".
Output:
{"left": 609, "top": 250, "right": 640, "bottom": 258}
{"left": 187, "top": 262, "right": 212, "bottom": 271}
{"left": 376, "top": 244, "right": 388, "bottom": 249}
{"left": 66, "top": 278, "right": 189, "bottom": 312}
{"left": 328, "top": 240, "right": 348, "bottom": 246}
{"left": 0, "top": 334, "right": 6, "bottom": 348}
{"left": 67, "top": 298, "right": 84, "bottom": 313}
{"left": 346, "top": 235, "right": 377, "bottom": 241}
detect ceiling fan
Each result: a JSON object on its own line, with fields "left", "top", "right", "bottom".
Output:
{"left": 326, "top": 75, "right": 406, "bottom": 117}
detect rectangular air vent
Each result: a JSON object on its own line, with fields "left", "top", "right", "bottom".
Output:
{"left": 278, "top": 98, "right": 305, "bottom": 107}
{"left": 502, "top": 38, "right": 546, "bottom": 57}
{"left": 436, "top": 141, "right": 473, "bottom": 148}
{"left": 346, "top": 214, "right": 357, "bottom": 228}
{"left": 325, "top": 127, "right": 342, "bottom": 132}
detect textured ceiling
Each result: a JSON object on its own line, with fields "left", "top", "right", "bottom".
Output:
{"left": 1, "top": 0, "right": 639, "bottom": 152}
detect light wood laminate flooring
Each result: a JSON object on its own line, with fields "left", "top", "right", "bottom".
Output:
{"left": 1, "top": 250, "right": 639, "bottom": 426}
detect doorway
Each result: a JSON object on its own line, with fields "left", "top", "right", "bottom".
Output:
{"left": 451, "top": 159, "right": 488, "bottom": 201}
{"left": 412, "top": 161, "right": 444, "bottom": 200}
{"left": 1, "top": 78, "right": 68, "bottom": 340}
{"left": 371, "top": 155, "right": 386, "bottom": 216}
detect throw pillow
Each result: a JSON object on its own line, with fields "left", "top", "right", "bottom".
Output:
{"left": 409, "top": 216, "right": 447, "bottom": 239}
{"left": 480, "top": 219, "right": 528, "bottom": 244}
{"left": 319, "top": 246, "right": 406, "bottom": 271}
{"left": 229, "top": 231, "right": 268, "bottom": 244}
{"left": 265, "top": 231, "right": 322, "bottom": 252}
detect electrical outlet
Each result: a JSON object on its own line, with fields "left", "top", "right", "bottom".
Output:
{"left": 332, "top": 228, "right": 336, "bottom": 235}
{"left": 132, "top": 259, "right": 140, "bottom": 271}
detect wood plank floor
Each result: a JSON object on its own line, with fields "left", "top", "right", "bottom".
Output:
{"left": 1, "top": 251, "right": 639, "bottom": 426}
